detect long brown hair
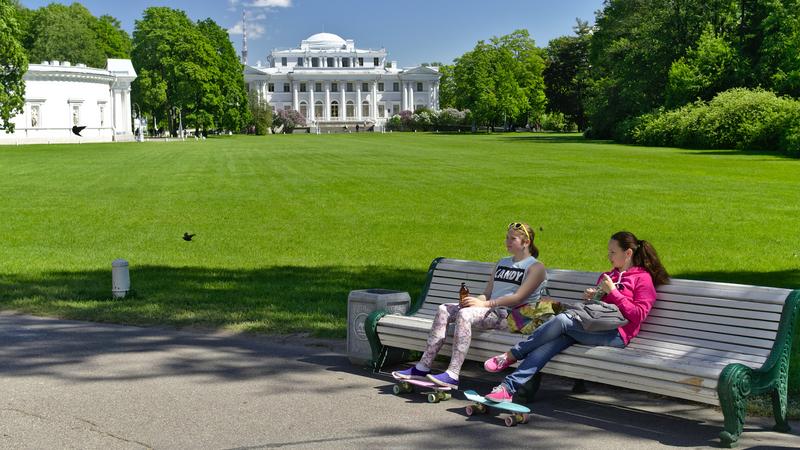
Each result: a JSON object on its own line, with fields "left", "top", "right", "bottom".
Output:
{"left": 611, "top": 231, "right": 669, "bottom": 287}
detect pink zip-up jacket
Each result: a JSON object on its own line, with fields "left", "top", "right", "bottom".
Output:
{"left": 597, "top": 266, "right": 657, "bottom": 345}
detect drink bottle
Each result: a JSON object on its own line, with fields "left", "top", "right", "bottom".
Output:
{"left": 459, "top": 282, "right": 469, "bottom": 307}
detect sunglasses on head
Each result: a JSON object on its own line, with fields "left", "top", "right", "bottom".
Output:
{"left": 508, "top": 222, "right": 531, "bottom": 242}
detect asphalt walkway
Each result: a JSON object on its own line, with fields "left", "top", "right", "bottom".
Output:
{"left": 1, "top": 312, "right": 798, "bottom": 449}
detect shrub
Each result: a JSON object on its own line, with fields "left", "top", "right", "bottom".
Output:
{"left": 540, "top": 112, "right": 567, "bottom": 132}
{"left": 273, "top": 109, "right": 306, "bottom": 134}
{"left": 436, "top": 108, "right": 467, "bottom": 127}
{"left": 623, "top": 88, "right": 800, "bottom": 155}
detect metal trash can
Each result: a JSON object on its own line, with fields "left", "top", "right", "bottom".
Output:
{"left": 347, "top": 289, "right": 410, "bottom": 365}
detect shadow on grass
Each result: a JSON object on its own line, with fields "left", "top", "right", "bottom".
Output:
{"left": 0, "top": 265, "right": 427, "bottom": 339}
{"left": 677, "top": 148, "right": 800, "bottom": 160}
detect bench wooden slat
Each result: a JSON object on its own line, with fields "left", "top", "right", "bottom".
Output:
{"left": 553, "top": 352, "right": 718, "bottom": 388}
{"left": 634, "top": 330, "right": 771, "bottom": 357}
{"left": 543, "top": 362, "right": 720, "bottom": 405}
{"left": 639, "top": 323, "right": 775, "bottom": 349}
{"left": 641, "top": 316, "right": 778, "bottom": 340}
{"left": 650, "top": 302, "right": 782, "bottom": 323}
{"left": 647, "top": 308, "right": 779, "bottom": 332}
{"left": 627, "top": 340, "right": 766, "bottom": 366}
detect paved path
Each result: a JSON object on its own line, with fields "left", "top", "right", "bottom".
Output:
{"left": 1, "top": 312, "right": 798, "bottom": 449}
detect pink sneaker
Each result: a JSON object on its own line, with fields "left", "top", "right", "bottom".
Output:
{"left": 485, "top": 384, "right": 513, "bottom": 403}
{"left": 484, "top": 353, "right": 513, "bottom": 372}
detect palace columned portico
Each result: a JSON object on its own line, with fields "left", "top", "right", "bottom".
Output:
{"left": 243, "top": 33, "right": 440, "bottom": 130}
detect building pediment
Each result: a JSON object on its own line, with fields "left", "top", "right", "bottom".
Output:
{"left": 402, "top": 66, "right": 440, "bottom": 75}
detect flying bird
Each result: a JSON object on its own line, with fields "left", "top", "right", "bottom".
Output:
{"left": 72, "top": 125, "right": 86, "bottom": 136}
{"left": 183, "top": 232, "right": 195, "bottom": 241}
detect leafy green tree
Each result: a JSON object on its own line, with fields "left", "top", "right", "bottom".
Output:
{"left": 543, "top": 19, "right": 592, "bottom": 129}
{"left": 132, "top": 7, "right": 221, "bottom": 135}
{"left": 20, "top": 3, "right": 130, "bottom": 68}
{"left": 665, "top": 25, "right": 738, "bottom": 108}
{"left": 197, "top": 19, "right": 249, "bottom": 132}
{"left": 247, "top": 90, "right": 271, "bottom": 135}
{"left": 0, "top": 0, "right": 28, "bottom": 133}
{"left": 449, "top": 30, "right": 545, "bottom": 129}
{"left": 437, "top": 64, "right": 456, "bottom": 108}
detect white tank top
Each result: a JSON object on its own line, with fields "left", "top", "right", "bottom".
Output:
{"left": 490, "top": 255, "right": 545, "bottom": 302}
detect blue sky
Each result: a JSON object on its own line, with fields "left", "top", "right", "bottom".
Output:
{"left": 20, "top": 0, "right": 603, "bottom": 67}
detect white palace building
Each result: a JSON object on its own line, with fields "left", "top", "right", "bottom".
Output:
{"left": 0, "top": 59, "right": 137, "bottom": 145}
{"left": 244, "top": 32, "right": 440, "bottom": 130}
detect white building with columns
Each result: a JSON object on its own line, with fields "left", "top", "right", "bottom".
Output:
{"left": 0, "top": 59, "right": 137, "bottom": 145}
{"left": 243, "top": 33, "right": 440, "bottom": 130}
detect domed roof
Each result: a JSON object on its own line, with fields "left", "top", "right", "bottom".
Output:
{"left": 304, "top": 32, "right": 347, "bottom": 49}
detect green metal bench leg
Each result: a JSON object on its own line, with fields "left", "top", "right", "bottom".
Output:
{"left": 718, "top": 364, "right": 751, "bottom": 448}
{"left": 771, "top": 382, "right": 790, "bottom": 433}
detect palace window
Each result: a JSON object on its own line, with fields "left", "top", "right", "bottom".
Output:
{"left": 361, "top": 83, "right": 368, "bottom": 92}
{"left": 346, "top": 83, "right": 354, "bottom": 92}
{"left": 315, "top": 101, "right": 323, "bottom": 118}
{"left": 98, "top": 102, "right": 106, "bottom": 127}
{"left": 373, "top": 57, "right": 379, "bottom": 66}
{"left": 268, "top": 83, "right": 275, "bottom": 92}
{"left": 281, "top": 57, "right": 287, "bottom": 66}
{"left": 70, "top": 103, "right": 82, "bottom": 126}
{"left": 29, "top": 103, "right": 41, "bottom": 128}
{"left": 378, "top": 104, "right": 385, "bottom": 117}
{"left": 358, "top": 57, "right": 364, "bottom": 66}
{"left": 299, "top": 101, "right": 307, "bottom": 118}
{"left": 346, "top": 101, "right": 354, "bottom": 118}
{"left": 393, "top": 103, "right": 400, "bottom": 114}
{"left": 330, "top": 100, "right": 339, "bottom": 118}
{"left": 392, "top": 82, "right": 399, "bottom": 92}
{"left": 297, "top": 57, "right": 303, "bottom": 67}
{"left": 342, "top": 58, "right": 350, "bottom": 68}
{"left": 300, "top": 83, "right": 307, "bottom": 92}
{"left": 284, "top": 105, "right": 291, "bottom": 111}
{"left": 378, "top": 82, "right": 384, "bottom": 91}
{"left": 331, "top": 82, "right": 338, "bottom": 91}
{"left": 417, "top": 82, "right": 423, "bottom": 91}
{"left": 283, "top": 83, "right": 290, "bottom": 93}
{"left": 416, "top": 104, "right": 424, "bottom": 111}
{"left": 362, "top": 100, "right": 369, "bottom": 117}
{"left": 312, "top": 57, "right": 319, "bottom": 67}
{"left": 315, "top": 82, "right": 322, "bottom": 92}
{"left": 327, "top": 57, "right": 334, "bottom": 67}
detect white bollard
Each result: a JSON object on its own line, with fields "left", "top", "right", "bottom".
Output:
{"left": 112, "top": 258, "right": 130, "bottom": 298}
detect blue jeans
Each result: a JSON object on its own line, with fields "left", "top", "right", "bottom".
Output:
{"left": 504, "top": 313, "right": 625, "bottom": 394}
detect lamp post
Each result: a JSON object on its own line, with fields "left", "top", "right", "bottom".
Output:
{"left": 172, "top": 106, "right": 184, "bottom": 140}
{"left": 132, "top": 103, "right": 143, "bottom": 142}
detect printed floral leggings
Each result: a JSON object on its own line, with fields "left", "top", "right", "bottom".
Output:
{"left": 420, "top": 303, "right": 509, "bottom": 377}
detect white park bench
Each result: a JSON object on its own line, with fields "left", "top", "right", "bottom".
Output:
{"left": 365, "top": 258, "right": 800, "bottom": 447}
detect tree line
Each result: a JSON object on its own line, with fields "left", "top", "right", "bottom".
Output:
{"left": 437, "top": 0, "right": 800, "bottom": 153}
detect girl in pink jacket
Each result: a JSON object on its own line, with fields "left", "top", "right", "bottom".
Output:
{"left": 482, "top": 231, "right": 669, "bottom": 402}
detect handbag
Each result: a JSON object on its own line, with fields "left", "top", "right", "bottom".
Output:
{"left": 506, "top": 300, "right": 558, "bottom": 334}
{"left": 564, "top": 299, "right": 628, "bottom": 331}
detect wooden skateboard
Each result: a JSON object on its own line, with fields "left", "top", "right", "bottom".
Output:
{"left": 463, "top": 389, "right": 531, "bottom": 426}
{"left": 391, "top": 375, "right": 454, "bottom": 403}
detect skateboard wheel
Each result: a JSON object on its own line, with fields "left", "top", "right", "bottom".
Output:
{"left": 427, "top": 393, "right": 438, "bottom": 403}
{"left": 476, "top": 403, "right": 487, "bottom": 413}
{"left": 443, "top": 393, "right": 452, "bottom": 401}
{"left": 465, "top": 405, "right": 475, "bottom": 416}
{"left": 393, "top": 384, "right": 402, "bottom": 395}
{"left": 504, "top": 416, "right": 516, "bottom": 427}
{"left": 401, "top": 382, "right": 412, "bottom": 392}
{"left": 521, "top": 413, "right": 530, "bottom": 424}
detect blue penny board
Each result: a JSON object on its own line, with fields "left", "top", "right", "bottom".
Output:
{"left": 463, "top": 390, "right": 530, "bottom": 414}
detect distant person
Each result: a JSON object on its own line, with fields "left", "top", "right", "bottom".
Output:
{"left": 481, "top": 231, "right": 669, "bottom": 402}
{"left": 392, "top": 223, "right": 548, "bottom": 389}
{"left": 356, "top": 124, "right": 360, "bottom": 132}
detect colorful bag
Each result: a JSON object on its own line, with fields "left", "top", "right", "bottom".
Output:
{"left": 507, "top": 301, "right": 558, "bottom": 334}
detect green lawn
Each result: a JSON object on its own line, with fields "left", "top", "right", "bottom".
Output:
{"left": 2, "top": 132, "right": 799, "bottom": 410}
{"left": 1, "top": 133, "right": 798, "bottom": 335}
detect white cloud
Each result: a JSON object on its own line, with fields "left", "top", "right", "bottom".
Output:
{"left": 248, "top": 0, "right": 292, "bottom": 7}
{"left": 228, "top": 21, "right": 266, "bottom": 39}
